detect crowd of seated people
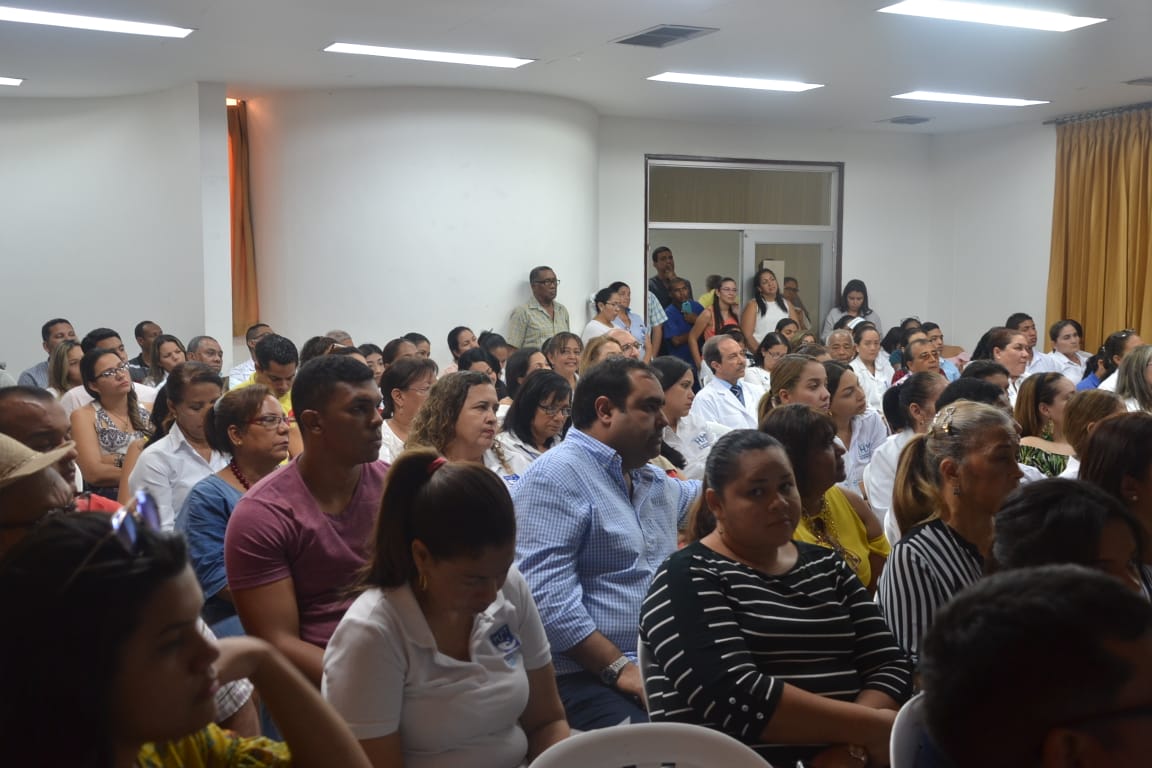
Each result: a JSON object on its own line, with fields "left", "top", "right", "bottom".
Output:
{"left": 5, "top": 256, "right": 1152, "bottom": 767}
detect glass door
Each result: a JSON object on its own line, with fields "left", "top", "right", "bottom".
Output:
{"left": 742, "top": 230, "right": 836, "bottom": 333}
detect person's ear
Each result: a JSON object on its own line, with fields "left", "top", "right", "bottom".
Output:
{"left": 226, "top": 423, "right": 244, "bottom": 447}
{"left": 704, "top": 486, "right": 723, "bottom": 517}
{"left": 778, "top": 388, "right": 793, "bottom": 404}
{"left": 42, "top": 340, "right": 50, "bottom": 355}
{"left": 593, "top": 395, "right": 616, "bottom": 424}
{"left": 297, "top": 409, "right": 322, "bottom": 433}
{"left": 939, "top": 456, "right": 960, "bottom": 486}
{"left": 411, "top": 539, "right": 432, "bottom": 570}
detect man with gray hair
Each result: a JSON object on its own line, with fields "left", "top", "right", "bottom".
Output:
{"left": 689, "top": 335, "right": 763, "bottom": 429}
{"left": 186, "top": 335, "right": 224, "bottom": 375}
{"left": 326, "top": 329, "right": 354, "bottom": 346}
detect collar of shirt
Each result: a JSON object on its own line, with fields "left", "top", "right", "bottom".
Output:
{"left": 566, "top": 428, "right": 643, "bottom": 490}
{"left": 390, "top": 582, "right": 507, "bottom": 651}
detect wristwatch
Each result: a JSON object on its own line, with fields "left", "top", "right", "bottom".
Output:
{"left": 847, "top": 744, "right": 868, "bottom": 764}
{"left": 599, "top": 655, "right": 631, "bottom": 688}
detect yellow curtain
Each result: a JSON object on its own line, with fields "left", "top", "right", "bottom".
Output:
{"left": 227, "top": 101, "right": 259, "bottom": 337}
{"left": 1047, "top": 109, "right": 1152, "bottom": 352}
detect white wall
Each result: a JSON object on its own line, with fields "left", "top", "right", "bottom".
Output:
{"left": 0, "top": 83, "right": 231, "bottom": 376}
{"left": 928, "top": 123, "right": 1057, "bottom": 351}
{"left": 245, "top": 88, "right": 598, "bottom": 369}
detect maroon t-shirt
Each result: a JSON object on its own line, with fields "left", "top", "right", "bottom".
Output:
{"left": 224, "top": 458, "right": 389, "bottom": 647}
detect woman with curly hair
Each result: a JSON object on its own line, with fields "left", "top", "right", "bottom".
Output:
{"left": 406, "top": 371, "right": 516, "bottom": 483}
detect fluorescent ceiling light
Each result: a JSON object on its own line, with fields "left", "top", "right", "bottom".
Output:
{"left": 877, "top": 0, "right": 1105, "bottom": 32}
{"left": 648, "top": 72, "right": 823, "bottom": 92}
{"left": 0, "top": 5, "right": 192, "bottom": 37}
{"left": 893, "top": 90, "right": 1048, "bottom": 106}
{"left": 324, "top": 42, "right": 533, "bottom": 69}
{"left": 0, "top": 76, "right": 23, "bottom": 86}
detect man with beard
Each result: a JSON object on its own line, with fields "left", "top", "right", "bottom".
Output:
{"left": 512, "top": 357, "right": 699, "bottom": 730}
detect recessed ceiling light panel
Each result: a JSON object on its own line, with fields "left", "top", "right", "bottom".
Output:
{"left": 324, "top": 42, "right": 533, "bottom": 69}
{"left": 877, "top": 0, "right": 1105, "bottom": 32}
{"left": 648, "top": 72, "right": 823, "bottom": 92}
{"left": 0, "top": 76, "right": 23, "bottom": 86}
{"left": 893, "top": 90, "right": 1049, "bottom": 106}
{"left": 0, "top": 5, "right": 192, "bottom": 37}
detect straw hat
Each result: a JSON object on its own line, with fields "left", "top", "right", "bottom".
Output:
{"left": 0, "top": 433, "right": 75, "bottom": 489}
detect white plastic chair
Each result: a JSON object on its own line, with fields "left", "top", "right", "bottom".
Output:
{"left": 890, "top": 692, "right": 927, "bottom": 768}
{"left": 531, "top": 722, "right": 771, "bottom": 768}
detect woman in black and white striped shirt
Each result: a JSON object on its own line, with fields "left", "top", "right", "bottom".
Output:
{"left": 640, "top": 430, "right": 912, "bottom": 766}
{"left": 876, "top": 401, "right": 1022, "bottom": 664}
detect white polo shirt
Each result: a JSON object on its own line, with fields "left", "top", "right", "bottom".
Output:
{"left": 322, "top": 567, "right": 551, "bottom": 768}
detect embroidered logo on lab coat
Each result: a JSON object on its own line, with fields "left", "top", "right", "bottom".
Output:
{"left": 490, "top": 624, "right": 522, "bottom": 667}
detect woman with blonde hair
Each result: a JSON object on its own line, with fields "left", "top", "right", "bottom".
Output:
{"left": 45, "top": 339, "right": 83, "bottom": 397}
{"left": 756, "top": 353, "right": 830, "bottom": 425}
{"left": 143, "top": 334, "right": 187, "bottom": 387}
{"left": 406, "top": 371, "right": 516, "bottom": 483}
{"left": 578, "top": 335, "right": 623, "bottom": 376}
{"left": 876, "top": 401, "right": 1022, "bottom": 663}
{"left": 1013, "top": 372, "right": 1076, "bottom": 477}
{"left": 1115, "top": 344, "right": 1152, "bottom": 412}
{"left": 1058, "top": 389, "right": 1125, "bottom": 479}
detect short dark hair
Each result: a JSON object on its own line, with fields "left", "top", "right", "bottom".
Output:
{"left": 380, "top": 357, "right": 439, "bottom": 419}
{"left": 960, "top": 359, "right": 1010, "bottom": 381}
{"left": 760, "top": 404, "right": 836, "bottom": 498}
{"left": 186, "top": 335, "right": 216, "bottom": 355}
{"left": 133, "top": 320, "right": 158, "bottom": 340}
{"left": 40, "top": 318, "right": 71, "bottom": 343}
{"left": 921, "top": 565, "right": 1151, "bottom": 768}
{"left": 457, "top": 347, "right": 500, "bottom": 377}
{"left": 882, "top": 371, "right": 945, "bottom": 431}
{"left": 701, "top": 335, "right": 735, "bottom": 374}
{"left": 503, "top": 370, "right": 571, "bottom": 447}
{"left": 1005, "top": 312, "right": 1033, "bottom": 331}
{"left": 989, "top": 479, "right": 1144, "bottom": 575}
{"left": 478, "top": 331, "right": 509, "bottom": 354}
{"left": 571, "top": 357, "right": 654, "bottom": 430}
{"left": 290, "top": 354, "right": 373, "bottom": 415}
{"left": 650, "top": 246, "right": 671, "bottom": 264}
{"left": 254, "top": 334, "right": 299, "bottom": 369}
{"left": 783, "top": 276, "right": 798, "bottom": 287}
{"left": 447, "top": 326, "right": 473, "bottom": 356}
{"left": 688, "top": 430, "right": 785, "bottom": 540}
{"left": 79, "top": 328, "right": 121, "bottom": 354}
{"left": 935, "top": 378, "right": 1006, "bottom": 411}
{"left": 362, "top": 450, "right": 516, "bottom": 589}
{"left": 403, "top": 332, "right": 430, "bottom": 347}
{"left": 528, "top": 265, "right": 554, "bottom": 283}
{"left": 244, "top": 323, "right": 270, "bottom": 343}
{"left": 1049, "top": 318, "right": 1084, "bottom": 343}
{"left": 299, "top": 336, "right": 338, "bottom": 365}
{"left": 381, "top": 337, "right": 414, "bottom": 365}
{"left": 357, "top": 342, "right": 383, "bottom": 358}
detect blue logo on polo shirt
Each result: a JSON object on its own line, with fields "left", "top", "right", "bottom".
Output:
{"left": 490, "top": 624, "right": 522, "bottom": 667}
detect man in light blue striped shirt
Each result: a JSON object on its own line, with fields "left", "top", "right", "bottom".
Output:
{"left": 512, "top": 357, "right": 700, "bottom": 730}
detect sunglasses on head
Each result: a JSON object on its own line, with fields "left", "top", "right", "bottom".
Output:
{"left": 59, "top": 490, "right": 161, "bottom": 593}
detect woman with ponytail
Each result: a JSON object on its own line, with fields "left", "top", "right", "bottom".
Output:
{"left": 323, "top": 450, "right": 569, "bottom": 767}
{"left": 876, "top": 401, "right": 1023, "bottom": 664}
{"left": 121, "top": 361, "right": 225, "bottom": 529}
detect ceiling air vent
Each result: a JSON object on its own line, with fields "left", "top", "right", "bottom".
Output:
{"left": 1124, "top": 77, "right": 1152, "bottom": 86}
{"left": 614, "top": 25, "right": 718, "bottom": 49}
{"left": 882, "top": 115, "right": 933, "bottom": 125}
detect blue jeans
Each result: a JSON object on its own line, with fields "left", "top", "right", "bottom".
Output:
{"left": 555, "top": 672, "right": 649, "bottom": 730}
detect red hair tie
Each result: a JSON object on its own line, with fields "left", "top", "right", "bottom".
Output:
{"left": 427, "top": 456, "right": 448, "bottom": 475}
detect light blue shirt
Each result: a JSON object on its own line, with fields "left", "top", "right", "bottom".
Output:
{"left": 17, "top": 360, "right": 48, "bottom": 389}
{"left": 511, "top": 428, "right": 699, "bottom": 675}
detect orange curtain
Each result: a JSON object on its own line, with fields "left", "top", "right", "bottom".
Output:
{"left": 227, "top": 101, "right": 259, "bottom": 337}
{"left": 1047, "top": 109, "right": 1152, "bottom": 352}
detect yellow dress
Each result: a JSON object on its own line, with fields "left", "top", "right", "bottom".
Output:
{"left": 137, "top": 724, "right": 291, "bottom": 767}
{"left": 794, "top": 486, "right": 890, "bottom": 586}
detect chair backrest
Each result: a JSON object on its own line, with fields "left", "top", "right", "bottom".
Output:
{"left": 890, "top": 692, "right": 927, "bottom": 768}
{"left": 532, "top": 722, "right": 770, "bottom": 768}
{"left": 636, "top": 632, "right": 655, "bottom": 707}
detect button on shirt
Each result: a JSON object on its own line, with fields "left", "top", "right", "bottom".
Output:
{"left": 690, "top": 376, "right": 762, "bottom": 430}
{"left": 507, "top": 300, "right": 571, "bottom": 349}
{"left": 511, "top": 429, "right": 700, "bottom": 675}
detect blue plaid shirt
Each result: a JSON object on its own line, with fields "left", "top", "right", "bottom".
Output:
{"left": 511, "top": 429, "right": 700, "bottom": 675}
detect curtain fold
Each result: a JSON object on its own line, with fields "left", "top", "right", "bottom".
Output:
{"left": 228, "top": 101, "right": 259, "bottom": 337}
{"left": 1047, "top": 109, "right": 1152, "bottom": 351}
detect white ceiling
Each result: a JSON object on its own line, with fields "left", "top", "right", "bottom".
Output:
{"left": 2, "top": 0, "right": 1151, "bottom": 134}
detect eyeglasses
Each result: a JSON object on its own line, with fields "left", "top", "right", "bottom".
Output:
{"left": 538, "top": 404, "right": 572, "bottom": 418}
{"left": 248, "top": 414, "right": 291, "bottom": 429}
{"left": 404, "top": 385, "right": 432, "bottom": 395}
{"left": 618, "top": 341, "right": 643, "bottom": 352}
{"left": 95, "top": 362, "right": 130, "bottom": 379}
{"left": 60, "top": 490, "right": 161, "bottom": 592}
{"left": 532, "top": 279, "right": 560, "bottom": 287}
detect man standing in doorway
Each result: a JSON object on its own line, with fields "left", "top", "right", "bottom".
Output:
{"left": 647, "top": 247, "right": 694, "bottom": 313}
{"left": 507, "top": 266, "right": 570, "bottom": 349}
{"left": 782, "top": 277, "right": 813, "bottom": 329}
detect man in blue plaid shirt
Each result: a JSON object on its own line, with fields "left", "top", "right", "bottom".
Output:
{"left": 512, "top": 357, "right": 700, "bottom": 730}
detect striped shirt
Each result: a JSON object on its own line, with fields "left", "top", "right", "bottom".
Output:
{"left": 640, "top": 541, "right": 912, "bottom": 764}
{"left": 875, "top": 518, "right": 984, "bottom": 665}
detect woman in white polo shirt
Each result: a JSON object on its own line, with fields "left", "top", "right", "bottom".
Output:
{"left": 322, "top": 451, "right": 569, "bottom": 768}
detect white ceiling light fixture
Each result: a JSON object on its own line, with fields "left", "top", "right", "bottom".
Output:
{"left": 648, "top": 72, "right": 823, "bottom": 92}
{"left": 877, "top": 0, "right": 1105, "bottom": 32}
{"left": 324, "top": 42, "right": 533, "bottom": 69}
{"left": 0, "top": 5, "right": 192, "bottom": 38}
{"left": 0, "top": 76, "right": 23, "bottom": 86}
{"left": 893, "top": 90, "right": 1049, "bottom": 106}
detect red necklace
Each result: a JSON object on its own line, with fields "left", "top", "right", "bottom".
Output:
{"left": 229, "top": 459, "right": 251, "bottom": 490}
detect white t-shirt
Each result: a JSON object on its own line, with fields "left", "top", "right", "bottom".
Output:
{"left": 322, "top": 567, "right": 551, "bottom": 768}
{"left": 850, "top": 356, "right": 895, "bottom": 414}
{"left": 838, "top": 409, "right": 889, "bottom": 497}
{"left": 750, "top": 299, "right": 794, "bottom": 343}
{"left": 581, "top": 320, "right": 613, "bottom": 343}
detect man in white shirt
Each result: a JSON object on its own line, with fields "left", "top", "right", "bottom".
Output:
{"left": 228, "top": 322, "right": 274, "bottom": 388}
{"left": 690, "top": 336, "right": 763, "bottom": 429}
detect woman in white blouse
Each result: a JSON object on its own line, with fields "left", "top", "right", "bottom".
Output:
{"left": 122, "top": 362, "right": 226, "bottom": 530}
{"left": 322, "top": 451, "right": 569, "bottom": 768}
{"left": 651, "top": 356, "right": 730, "bottom": 480}
{"left": 972, "top": 327, "right": 1031, "bottom": 406}
{"left": 849, "top": 323, "right": 893, "bottom": 413}
{"left": 378, "top": 357, "right": 439, "bottom": 463}
{"left": 1032, "top": 319, "right": 1092, "bottom": 385}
